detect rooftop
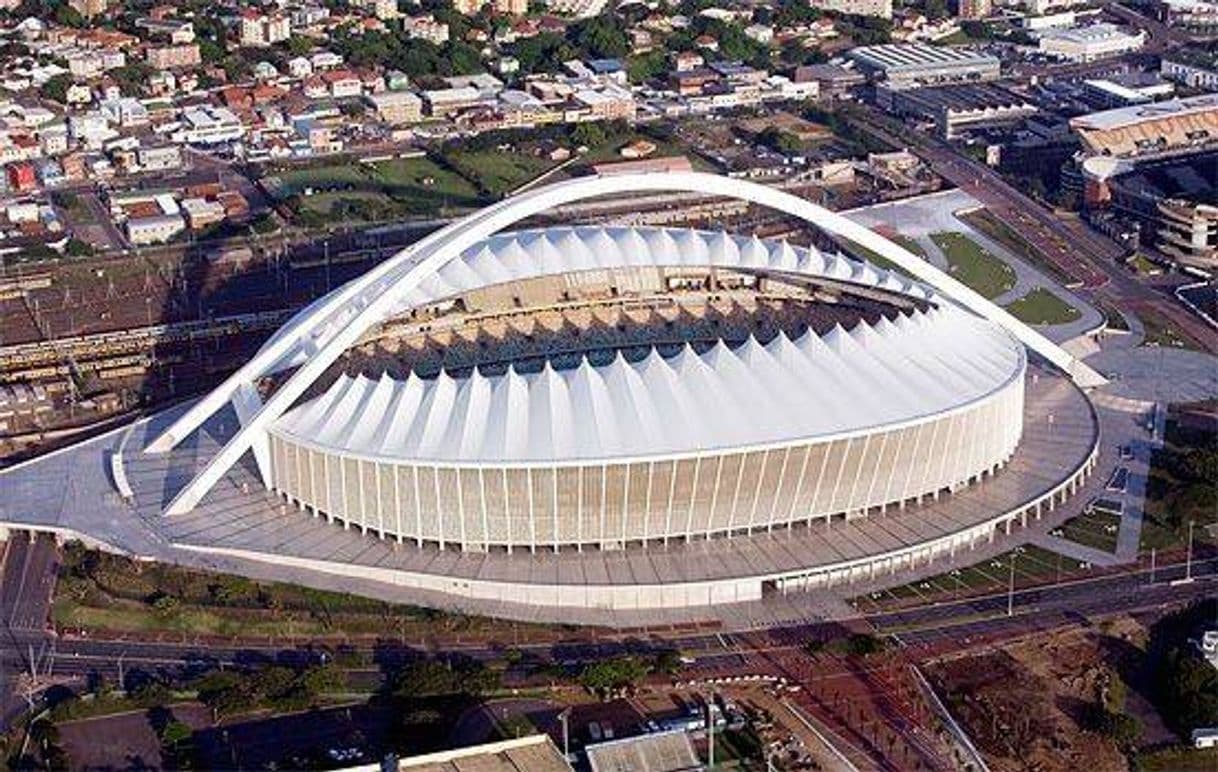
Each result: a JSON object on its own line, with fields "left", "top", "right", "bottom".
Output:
{"left": 1070, "top": 93, "right": 1218, "bottom": 132}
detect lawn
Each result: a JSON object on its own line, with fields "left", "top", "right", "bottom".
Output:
{"left": 958, "top": 209, "right": 1079, "bottom": 288}
{"left": 440, "top": 150, "right": 556, "bottom": 196}
{"left": 271, "top": 157, "right": 484, "bottom": 223}
{"left": 892, "top": 235, "right": 927, "bottom": 259}
{"left": 1003, "top": 288, "right": 1081, "bottom": 325}
{"left": 1139, "top": 306, "right": 1200, "bottom": 351}
{"left": 1127, "top": 253, "right": 1162, "bottom": 276}
{"left": 855, "top": 545, "right": 1093, "bottom": 613}
{"left": 1051, "top": 510, "right": 1121, "bottom": 554}
{"left": 833, "top": 237, "right": 914, "bottom": 277}
{"left": 930, "top": 231, "right": 1016, "bottom": 299}
{"left": 54, "top": 543, "right": 571, "bottom": 642}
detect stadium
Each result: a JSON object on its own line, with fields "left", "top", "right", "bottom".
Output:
{"left": 0, "top": 172, "right": 1103, "bottom": 619}
{"left": 265, "top": 227, "right": 1026, "bottom": 551}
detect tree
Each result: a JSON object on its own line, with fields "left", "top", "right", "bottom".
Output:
{"left": 570, "top": 13, "right": 630, "bottom": 59}
{"left": 287, "top": 35, "right": 314, "bottom": 56}
{"left": 194, "top": 671, "right": 255, "bottom": 720}
{"left": 579, "top": 656, "right": 648, "bottom": 696}
{"left": 757, "top": 127, "right": 805, "bottom": 156}
{"left": 392, "top": 658, "right": 499, "bottom": 699}
{"left": 653, "top": 649, "right": 683, "bottom": 675}
{"left": 64, "top": 238, "right": 94, "bottom": 257}
{"left": 39, "top": 73, "right": 72, "bottom": 104}
{"left": 627, "top": 50, "right": 667, "bottom": 84}
{"left": 1089, "top": 709, "right": 1140, "bottom": 748}
{"left": 109, "top": 63, "right": 154, "bottom": 97}
{"left": 570, "top": 121, "right": 608, "bottom": 149}
{"left": 160, "top": 720, "right": 196, "bottom": 769}
{"left": 1156, "top": 647, "right": 1218, "bottom": 735}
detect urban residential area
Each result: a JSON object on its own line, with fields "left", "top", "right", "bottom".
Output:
{"left": 0, "top": 0, "right": 1214, "bottom": 769}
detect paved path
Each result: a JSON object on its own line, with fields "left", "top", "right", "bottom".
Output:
{"left": 1085, "top": 346, "right": 1218, "bottom": 404}
{"left": 1028, "top": 534, "right": 1120, "bottom": 568}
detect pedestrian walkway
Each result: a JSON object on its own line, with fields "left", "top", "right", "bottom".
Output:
{"left": 1027, "top": 533, "right": 1120, "bottom": 568}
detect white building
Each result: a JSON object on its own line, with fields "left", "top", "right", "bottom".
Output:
{"left": 365, "top": 91, "right": 424, "bottom": 125}
{"left": 137, "top": 144, "right": 182, "bottom": 171}
{"left": 1025, "top": 0, "right": 1085, "bottom": 14}
{"left": 126, "top": 213, "right": 185, "bottom": 245}
{"left": 174, "top": 106, "right": 245, "bottom": 145}
{"left": 847, "top": 43, "right": 1001, "bottom": 88}
{"left": 240, "top": 10, "right": 291, "bottom": 47}
{"left": 288, "top": 56, "right": 313, "bottom": 78}
{"left": 810, "top": 0, "right": 892, "bottom": 18}
{"left": 404, "top": 15, "right": 449, "bottom": 44}
{"left": 1037, "top": 24, "right": 1146, "bottom": 62}
{"left": 1161, "top": 58, "right": 1218, "bottom": 90}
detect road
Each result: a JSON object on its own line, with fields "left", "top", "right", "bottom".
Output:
{"left": 0, "top": 552, "right": 1211, "bottom": 703}
{"left": 0, "top": 534, "right": 1211, "bottom": 770}
{"left": 0, "top": 533, "right": 59, "bottom": 727}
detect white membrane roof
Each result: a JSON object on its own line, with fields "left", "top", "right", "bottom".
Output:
{"left": 273, "top": 304, "right": 1024, "bottom": 465}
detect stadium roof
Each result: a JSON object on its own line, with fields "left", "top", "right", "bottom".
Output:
{"left": 260, "top": 225, "right": 934, "bottom": 378}
{"left": 1069, "top": 93, "right": 1218, "bottom": 132}
{"left": 274, "top": 305, "right": 1022, "bottom": 465}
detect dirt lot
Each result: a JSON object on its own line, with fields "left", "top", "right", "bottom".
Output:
{"left": 924, "top": 618, "right": 1172, "bottom": 772}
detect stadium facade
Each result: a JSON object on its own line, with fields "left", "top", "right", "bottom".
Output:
{"left": 265, "top": 226, "right": 1028, "bottom": 551}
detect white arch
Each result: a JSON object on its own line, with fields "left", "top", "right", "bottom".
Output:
{"left": 149, "top": 171, "right": 1102, "bottom": 515}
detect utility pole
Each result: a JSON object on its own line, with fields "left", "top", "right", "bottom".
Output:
{"left": 1149, "top": 548, "right": 1156, "bottom": 585}
{"left": 706, "top": 694, "right": 715, "bottom": 769}
{"left": 1007, "top": 550, "right": 1017, "bottom": 618}
{"left": 1184, "top": 521, "right": 1195, "bottom": 582}
{"left": 559, "top": 708, "right": 570, "bottom": 761}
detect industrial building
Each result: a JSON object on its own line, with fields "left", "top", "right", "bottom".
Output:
{"left": 845, "top": 44, "right": 1001, "bottom": 89}
{"left": 885, "top": 84, "right": 1039, "bottom": 138}
{"left": 1036, "top": 23, "right": 1146, "bottom": 62}
{"left": 1105, "top": 154, "right": 1218, "bottom": 269}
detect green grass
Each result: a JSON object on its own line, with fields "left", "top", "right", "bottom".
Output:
{"left": 1003, "top": 288, "right": 1081, "bottom": 325}
{"left": 855, "top": 545, "right": 1093, "bottom": 613}
{"left": 1052, "top": 510, "right": 1121, "bottom": 554}
{"left": 930, "top": 231, "right": 1016, "bottom": 299}
{"left": 1096, "top": 298, "right": 1131, "bottom": 332}
{"left": 892, "top": 235, "right": 927, "bottom": 259}
{"left": 272, "top": 157, "right": 483, "bottom": 222}
{"left": 1139, "top": 307, "right": 1199, "bottom": 351}
{"left": 1127, "top": 253, "right": 1161, "bottom": 276}
{"left": 54, "top": 543, "right": 572, "bottom": 641}
{"left": 440, "top": 150, "right": 555, "bottom": 196}
{"left": 834, "top": 238, "right": 912, "bottom": 277}
{"left": 1134, "top": 747, "right": 1218, "bottom": 772}
{"left": 958, "top": 209, "right": 1079, "bottom": 288}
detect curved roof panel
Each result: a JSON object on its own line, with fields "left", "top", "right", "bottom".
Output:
{"left": 274, "top": 303, "right": 1024, "bottom": 465}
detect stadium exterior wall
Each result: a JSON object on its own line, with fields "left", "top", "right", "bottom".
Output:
{"left": 266, "top": 357, "right": 1025, "bottom": 551}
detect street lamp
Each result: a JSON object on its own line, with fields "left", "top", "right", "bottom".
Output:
{"left": 558, "top": 707, "right": 570, "bottom": 761}
{"left": 1007, "top": 547, "right": 1024, "bottom": 618}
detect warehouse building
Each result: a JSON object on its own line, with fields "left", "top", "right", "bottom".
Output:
{"left": 846, "top": 44, "right": 1001, "bottom": 89}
